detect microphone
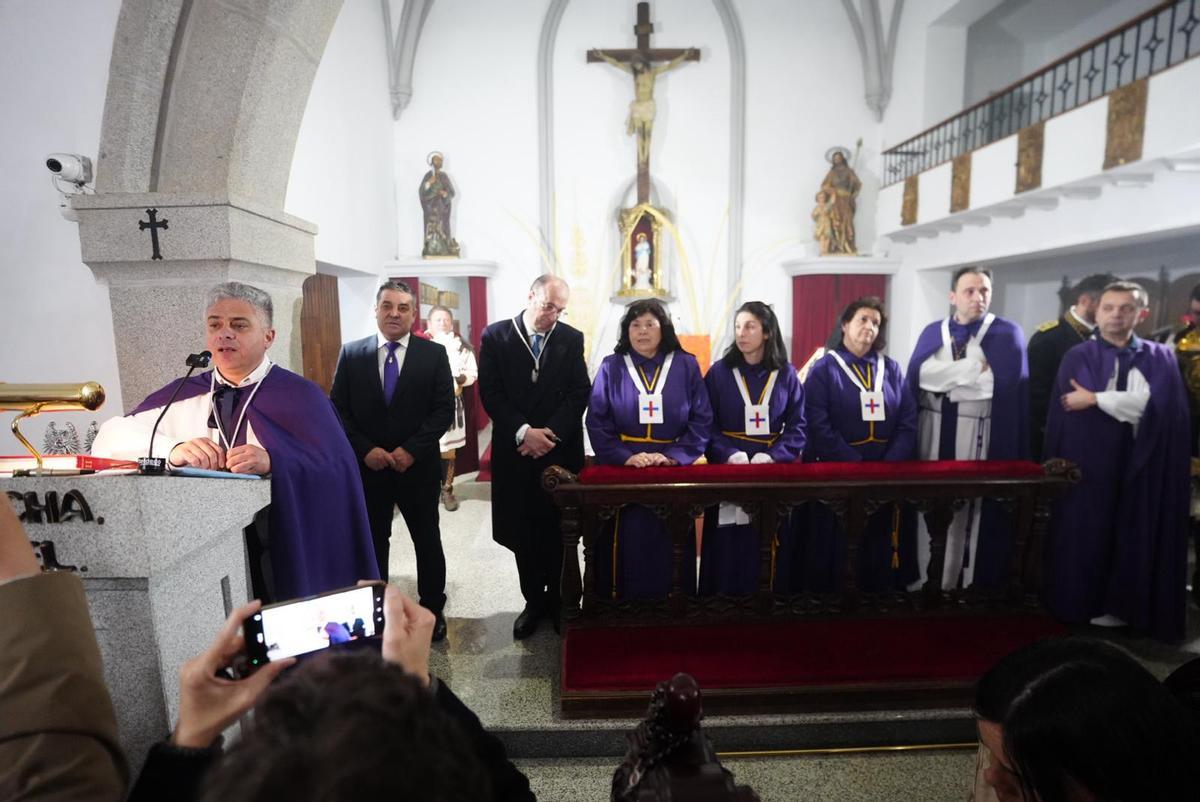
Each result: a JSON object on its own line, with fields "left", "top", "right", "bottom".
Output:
{"left": 138, "top": 351, "right": 212, "bottom": 475}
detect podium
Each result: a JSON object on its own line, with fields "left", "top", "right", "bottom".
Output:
{"left": 2, "top": 474, "right": 269, "bottom": 764}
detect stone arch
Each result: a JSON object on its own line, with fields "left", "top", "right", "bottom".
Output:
{"left": 81, "top": 0, "right": 343, "bottom": 408}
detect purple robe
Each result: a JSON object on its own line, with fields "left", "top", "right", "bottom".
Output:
{"left": 131, "top": 368, "right": 380, "bottom": 600}
{"left": 787, "top": 350, "right": 919, "bottom": 592}
{"left": 1044, "top": 338, "right": 1190, "bottom": 641}
{"left": 698, "top": 359, "right": 806, "bottom": 595}
{"left": 586, "top": 350, "right": 712, "bottom": 599}
{"left": 906, "top": 316, "right": 1029, "bottom": 588}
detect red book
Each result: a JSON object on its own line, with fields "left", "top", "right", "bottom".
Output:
{"left": 0, "top": 454, "right": 139, "bottom": 473}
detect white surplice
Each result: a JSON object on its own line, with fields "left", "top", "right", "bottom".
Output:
{"left": 91, "top": 358, "right": 270, "bottom": 465}
{"left": 914, "top": 316, "right": 995, "bottom": 590}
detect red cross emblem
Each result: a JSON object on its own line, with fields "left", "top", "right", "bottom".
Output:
{"left": 643, "top": 400, "right": 658, "bottom": 416}
{"left": 864, "top": 398, "right": 880, "bottom": 414}
{"left": 750, "top": 411, "right": 765, "bottom": 427}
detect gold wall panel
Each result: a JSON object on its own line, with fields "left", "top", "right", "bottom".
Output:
{"left": 1104, "top": 78, "right": 1147, "bottom": 170}
{"left": 1015, "top": 121, "right": 1044, "bottom": 193}
{"left": 950, "top": 153, "right": 971, "bottom": 213}
{"left": 901, "top": 176, "right": 918, "bottom": 226}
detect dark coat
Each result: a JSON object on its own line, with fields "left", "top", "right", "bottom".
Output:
{"left": 1028, "top": 314, "right": 1091, "bottom": 460}
{"left": 477, "top": 313, "right": 591, "bottom": 551}
{"left": 330, "top": 333, "right": 455, "bottom": 484}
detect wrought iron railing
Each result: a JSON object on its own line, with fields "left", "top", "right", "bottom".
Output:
{"left": 883, "top": 0, "right": 1200, "bottom": 185}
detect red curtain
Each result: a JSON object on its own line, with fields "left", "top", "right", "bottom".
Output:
{"left": 791, "top": 274, "right": 888, "bottom": 369}
{"left": 468, "top": 276, "right": 490, "bottom": 429}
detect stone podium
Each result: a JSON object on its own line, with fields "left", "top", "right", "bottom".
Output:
{"left": 3, "top": 474, "right": 270, "bottom": 766}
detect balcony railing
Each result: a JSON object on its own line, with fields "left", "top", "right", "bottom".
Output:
{"left": 883, "top": 0, "right": 1200, "bottom": 185}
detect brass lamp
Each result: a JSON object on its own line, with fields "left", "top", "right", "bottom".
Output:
{"left": 0, "top": 382, "right": 106, "bottom": 472}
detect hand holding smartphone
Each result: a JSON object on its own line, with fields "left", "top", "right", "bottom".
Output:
{"left": 241, "top": 582, "right": 386, "bottom": 672}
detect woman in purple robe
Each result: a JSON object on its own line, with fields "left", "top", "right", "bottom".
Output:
{"left": 785, "top": 297, "right": 919, "bottom": 593}
{"left": 699, "top": 302, "right": 806, "bottom": 595}
{"left": 586, "top": 299, "right": 713, "bottom": 599}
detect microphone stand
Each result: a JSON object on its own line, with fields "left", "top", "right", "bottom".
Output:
{"left": 138, "top": 351, "right": 211, "bottom": 475}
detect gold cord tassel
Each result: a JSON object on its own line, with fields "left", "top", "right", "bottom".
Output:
{"left": 890, "top": 503, "right": 901, "bottom": 569}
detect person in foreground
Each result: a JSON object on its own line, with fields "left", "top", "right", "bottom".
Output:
{"left": 0, "top": 495, "right": 127, "bottom": 801}
{"left": 586, "top": 299, "right": 713, "bottom": 599}
{"left": 478, "top": 275, "right": 591, "bottom": 639}
{"left": 790, "top": 296, "right": 919, "bottom": 593}
{"left": 92, "top": 281, "right": 379, "bottom": 601}
{"left": 972, "top": 637, "right": 1200, "bottom": 802}
{"left": 127, "top": 584, "right": 534, "bottom": 801}
{"left": 699, "top": 301, "right": 805, "bottom": 595}
{"left": 1043, "top": 280, "right": 1191, "bottom": 641}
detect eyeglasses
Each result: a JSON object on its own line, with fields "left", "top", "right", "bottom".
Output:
{"left": 536, "top": 302, "right": 567, "bottom": 317}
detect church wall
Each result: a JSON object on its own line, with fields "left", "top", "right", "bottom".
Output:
{"left": 393, "top": 0, "right": 883, "bottom": 370}
{"left": 392, "top": 0, "right": 545, "bottom": 333}
{"left": 0, "top": 0, "right": 124, "bottom": 453}
{"left": 285, "top": 1, "right": 398, "bottom": 342}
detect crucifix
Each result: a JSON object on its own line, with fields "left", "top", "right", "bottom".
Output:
{"left": 588, "top": 1, "right": 699, "bottom": 204}
{"left": 138, "top": 208, "right": 168, "bottom": 261}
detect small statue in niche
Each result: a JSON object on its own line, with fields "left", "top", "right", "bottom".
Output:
{"left": 818, "top": 145, "right": 862, "bottom": 255}
{"left": 420, "top": 151, "right": 460, "bottom": 258}
{"left": 812, "top": 190, "right": 836, "bottom": 256}
{"left": 633, "top": 232, "right": 653, "bottom": 290}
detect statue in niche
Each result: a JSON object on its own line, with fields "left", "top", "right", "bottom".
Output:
{"left": 818, "top": 145, "right": 862, "bottom": 255}
{"left": 812, "top": 190, "right": 836, "bottom": 256}
{"left": 420, "top": 151, "right": 460, "bottom": 258}
{"left": 633, "top": 232, "right": 653, "bottom": 290}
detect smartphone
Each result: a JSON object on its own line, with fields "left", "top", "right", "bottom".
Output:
{"left": 242, "top": 582, "right": 386, "bottom": 670}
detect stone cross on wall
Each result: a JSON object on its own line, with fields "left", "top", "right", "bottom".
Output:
{"left": 588, "top": 1, "right": 700, "bottom": 204}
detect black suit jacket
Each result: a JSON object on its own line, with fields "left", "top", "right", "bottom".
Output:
{"left": 330, "top": 333, "right": 454, "bottom": 483}
{"left": 1027, "top": 315, "right": 1091, "bottom": 460}
{"left": 478, "top": 313, "right": 591, "bottom": 550}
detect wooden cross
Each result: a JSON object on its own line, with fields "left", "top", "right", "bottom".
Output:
{"left": 138, "top": 208, "right": 168, "bottom": 261}
{"left": 588, "top": 2, "right": 700, "bottom": 204}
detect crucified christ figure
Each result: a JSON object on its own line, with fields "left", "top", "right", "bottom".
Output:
{"left": 593, "top": 48, "right": 697, "bottom": 169}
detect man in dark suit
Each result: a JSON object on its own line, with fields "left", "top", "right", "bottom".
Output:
{"left": 478, "top": 274, "right": 591, "bottom": 639}
{"left": 1027, "top": 273, "right": 1114, "bottom": 460}
{"left": 331, "top": 281, "right": 454, "bottom": 641}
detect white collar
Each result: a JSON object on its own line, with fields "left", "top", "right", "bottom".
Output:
{"left": 214, "top": 355, "right": 272, "bottom": 388}
{"left": 377, "top": 331, "right": 412, "bottom": 351}
{"left": 1068, "top": 306, "right": 1094, "bottom": 330}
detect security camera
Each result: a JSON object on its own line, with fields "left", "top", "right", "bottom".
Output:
{"left": 46, "top": 153, "right": 92, "bottom": 185}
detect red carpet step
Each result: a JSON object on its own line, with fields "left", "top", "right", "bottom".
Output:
{"left": 562, "top": 613, "right": 1066, "bottom": 717}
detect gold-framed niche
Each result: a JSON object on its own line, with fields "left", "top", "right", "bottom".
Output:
{"left": 615, "top": 203, "right": 670, "bottom": 300}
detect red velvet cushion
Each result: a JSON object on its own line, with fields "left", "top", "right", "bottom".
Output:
{"left": 578, "top": 460, "right": 1045, "bottom": 485}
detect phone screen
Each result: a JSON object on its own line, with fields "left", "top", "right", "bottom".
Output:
{"left": 247, "top": 584, "right": 383, "bottom": 664}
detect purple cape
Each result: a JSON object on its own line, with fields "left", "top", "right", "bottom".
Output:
{"left": 905, "top": 316, "right": 1030, "bottom": 460}
{"left": 783, "top": 351, "right": 919, "bottom": 592}
{"left": 699, "top": 360, "right": 805, "bottom": 595}
{"left": 1043, "top": 338, "right": 1190, "bottom": 641}
{"left": 804, "top": 350, "right": 917, "bottom": 462}
{"left": 586, "top": 350, "right": 712, "bottom": 598}
{"left": 132, "top": 367, "right": 380, "bottom": 600}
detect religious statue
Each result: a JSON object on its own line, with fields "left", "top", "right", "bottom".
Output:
{"left": 633, "top": 232, "right": 653, "bottom": 290}
{"left": 593, "top": 48, "right": 697, "bottom": 170}
{"left": 818, "top": 145, "right": 862, "bottom": 255}
{"left": 811, "top": 190, "right": 836, "bottom": 256}
{"left": 419, "top": 151, "right": 460, "bottom": 258}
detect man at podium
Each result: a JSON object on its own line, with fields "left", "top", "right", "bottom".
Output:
{"left": 92, "top": 281, "right": 379, "bottom": 601}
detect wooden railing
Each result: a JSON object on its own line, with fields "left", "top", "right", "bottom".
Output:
{"left": 544, "top": 460, "right": 1079, "bottom": 625}
{"left": 882, "top": 0, "right": 1199, "bottom": 185}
